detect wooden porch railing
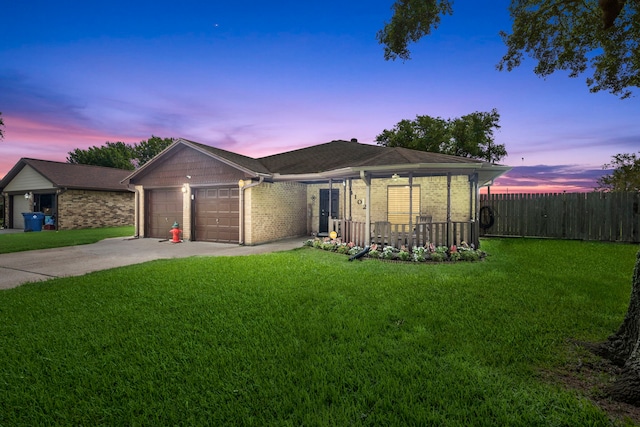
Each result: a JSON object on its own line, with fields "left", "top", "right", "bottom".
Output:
{"left": 330, "top": 219, "right": 477, "bottom": 248}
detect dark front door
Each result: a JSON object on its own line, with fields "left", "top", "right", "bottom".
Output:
{"left": 319, "top": 189, "right": 339, "bottom": 234}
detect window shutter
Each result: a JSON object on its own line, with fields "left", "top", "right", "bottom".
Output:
{"left": 387, "top": 186, "right": 420, "bottom": 224}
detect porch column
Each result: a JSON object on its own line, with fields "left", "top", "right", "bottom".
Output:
{"left": 328, "top": 179, "right": 333, "bottom": 228}
{"left": 471, "top": 173, "right": 480, "bottom": 248}
{"left": 361, "top": 171, "right": 371, "bottom": 246}
{"left": 408, "top": 173, "right": 414, "bottom": 247}
{"left": 447, "top": 173, "right": 452, "bottom": 247}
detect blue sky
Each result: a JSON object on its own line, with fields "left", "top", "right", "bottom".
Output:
{"left": 1, "top": 1, "right": 639, "bottom": 192}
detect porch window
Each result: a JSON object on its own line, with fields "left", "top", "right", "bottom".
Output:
{"left": 387, "top": 185, "right": 420, "bottom": 225}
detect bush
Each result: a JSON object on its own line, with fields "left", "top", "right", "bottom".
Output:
{"left": 303, "top": 240, "right": 486, "bottom": 264}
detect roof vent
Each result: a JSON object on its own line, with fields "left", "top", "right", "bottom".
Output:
{"left": 350, "top": 138, "right": 358, "bottom": 143}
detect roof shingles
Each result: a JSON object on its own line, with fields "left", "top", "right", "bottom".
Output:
{"left": 1, "top": 158, "right": 132, "bottom": 191}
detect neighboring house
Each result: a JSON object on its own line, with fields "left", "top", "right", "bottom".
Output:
{"left": 0, "top": 158, "right": 134, "bottom": 230}
{"left": 123, "top": 138, "right": 510, "bottom": 247}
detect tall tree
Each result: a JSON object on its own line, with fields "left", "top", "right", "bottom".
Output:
{"left": 376, "top": 109, "right": 507, "bottom": 163}
{"left": 378, "top": 0, "right": 640, "bottom": 98}
{"left": 67, "top": 136, "right": 175, "bottom": 170}
{"left": 67, "top": 141, "right": 135, "bottom": 170}
{"left": 0, "top": 112, "right": 4, "bottom": 140}
{"left": 596, "top": 152, "right": 640, "bottom": 192}
{"left": 132, "top": 136, "right": 174, "bottom": 168}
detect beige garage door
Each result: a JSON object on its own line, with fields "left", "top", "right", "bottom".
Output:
{"left": 194, "top": 187, "right": 239, "bottom": 243}
{"left": 146, "top": 189, "right": 183, "bottom": 239}
{"left": 12, "top": 195, "right": 31, "bottom": 229}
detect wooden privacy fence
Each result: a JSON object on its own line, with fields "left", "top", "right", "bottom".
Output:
{"left": 330, "top": 219, "right": 475, "bottom": 248}
{"left": 480, "top": 192, "right": 640, "bottom": 243}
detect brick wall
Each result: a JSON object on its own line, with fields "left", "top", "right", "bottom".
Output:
{"left": 57, "top": 190, "right": 134, "bottom": 230}
{"left": 245, "top": 181, "right": 307, "bottom": 245}
{"left": 341, "top": 175, "right": 473, "bottom": 224}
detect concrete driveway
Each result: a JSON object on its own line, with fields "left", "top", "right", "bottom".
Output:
{"left": 0, "top": 236, "right": 305, "bottom": 290}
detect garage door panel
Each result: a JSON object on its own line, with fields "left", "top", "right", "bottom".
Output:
{"left": 147, "top": 189, "right": 182, "bottom": 239}
{"left": 194, "top": 187, "right": 239, "bottom": 243}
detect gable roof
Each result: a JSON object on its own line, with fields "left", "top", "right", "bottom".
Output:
{"left": 124, "top": 138, "right": 510, "bottom": 186}
{"left": 0, "top": 158, "right": 132, "bottom": 192}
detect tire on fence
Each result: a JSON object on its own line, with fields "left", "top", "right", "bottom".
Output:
{"left": 479, "top": 206, "right": 495, "bottom": 230}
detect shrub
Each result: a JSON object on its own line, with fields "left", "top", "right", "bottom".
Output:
{"left": 430, "top": 252, "right": 445, "bottom": 262}
{"left": 460, "top": 250, "right": 480, "bottom": 262}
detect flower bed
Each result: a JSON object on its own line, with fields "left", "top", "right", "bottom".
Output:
{"left": 303, "top": 238, "right": 486, "bottom": 263}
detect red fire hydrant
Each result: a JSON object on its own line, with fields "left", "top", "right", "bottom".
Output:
{"left": 170, "top": 221, "right": 182, "bottom": 243}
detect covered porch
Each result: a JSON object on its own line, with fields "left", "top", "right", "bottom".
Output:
{"left": 301, "top": 163, "right": 509, "bottom": 249}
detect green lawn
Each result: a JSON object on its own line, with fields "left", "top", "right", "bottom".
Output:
{"left": 0, "top": 226, "right": 134, "bottom": 254}
{"left": 0, "top": 239, "right": 638, "bottom": 425}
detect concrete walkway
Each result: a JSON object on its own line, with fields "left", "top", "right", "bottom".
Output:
{"left": 0, "top": 236, "right": 306, "bottom": 290}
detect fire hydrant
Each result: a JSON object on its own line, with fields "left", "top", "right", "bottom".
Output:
{"left": 170, "top": 221, "right": 182, "bottom": 243}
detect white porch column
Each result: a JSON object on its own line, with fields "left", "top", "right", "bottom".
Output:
{"left": 361, "top": 171, "right": 371, "bottom": 246}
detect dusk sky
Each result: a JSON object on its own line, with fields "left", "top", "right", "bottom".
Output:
{"left": 2, "top": 1, "right": 639, "bottom": 193}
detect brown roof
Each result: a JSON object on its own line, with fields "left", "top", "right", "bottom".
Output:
{"left": 257, "top": 139, "right": 484, "bottom": 174}
{"left": 123, "top": 138, "right": 509, "bottom": 186}
{"left": 0, "top": 158, "right": 132, "bottom": 192}
{"left": 183, "top": 139, "right": 272, "bottom": 175}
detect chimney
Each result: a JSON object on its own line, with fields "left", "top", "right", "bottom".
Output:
{"left": 350, "top": 138, "right": 358, "bottom": 143}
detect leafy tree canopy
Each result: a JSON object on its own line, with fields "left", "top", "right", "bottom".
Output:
{"left": 596, "top": 152, "right": 640, "bottom": 192}
{"left": 67, "top": 136, "right": 174, "bottom": 170}
{"left": 375, "top": 108, "right": 507, "bottom": 163}
{"left": 378, "top": 0, "right": 640, "bottom": 98}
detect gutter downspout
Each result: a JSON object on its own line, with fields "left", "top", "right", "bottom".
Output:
{"left": 239, "top": 177, "right": 264, "bottom": 246}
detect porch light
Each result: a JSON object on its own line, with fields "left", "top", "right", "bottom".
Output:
{"left": 392, "top": 173, "right": 400, "bottom": 180}
{"left": 24, "top": 192, "right": 32, "bottom": 200}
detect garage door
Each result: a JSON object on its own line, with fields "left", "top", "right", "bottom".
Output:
{"left": 194, "top": 187, "right": 239, "bottom": 243}
{"left": 12, "top": 195, "right": 31, "bottom": 229}
{"left": 146, "top": 189, "right": 183, "bottom": 239}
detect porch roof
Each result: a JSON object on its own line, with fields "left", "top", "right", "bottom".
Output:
{"left": 260, "top": 140, "right": 510, "bottom": 185}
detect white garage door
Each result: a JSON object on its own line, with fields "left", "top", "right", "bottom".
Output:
{"left": 12, "top": 195, "right": 31, "bottom": 229}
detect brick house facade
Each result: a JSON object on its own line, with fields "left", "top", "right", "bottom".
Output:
{"left": 0, "top": 159, "right": 134, "bottom": 231}
{"left": 124, "top": 139, "right": 510, "bottom": 247}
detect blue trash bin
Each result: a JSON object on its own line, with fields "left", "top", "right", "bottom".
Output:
{"left": 22, "top": 212, "right": 44, "bottom": 232}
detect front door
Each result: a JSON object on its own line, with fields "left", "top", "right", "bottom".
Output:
{"left": 319, "top": 189, "right": 339, "bottom": 234}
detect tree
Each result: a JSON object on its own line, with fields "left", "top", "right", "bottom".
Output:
{"left": 595, "top": 249, "right": 640, "bottom": 404}
{"left": 67, "top": 141, "right": 135, "bottom": 170}
{"left": 132, "top": 136, "right": 174, "bottom": 168}
{"left": 67, "top": 136, "right": 174, "bottom": 170}
{"left": 375, "top": 109, "right": 507, "bottom": 163}
{"left": 377, "top": 0, "right": 640, "bottom": 98}
{"left": 596, "top": 152, "right": 640, "bottom": 192}
{"left": 0, "top": 112, "right": 4, "bottom": 140}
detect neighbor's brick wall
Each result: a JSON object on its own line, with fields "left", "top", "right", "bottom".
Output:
{"left": 57, "top": 190, "right": 134, "bottom": 230}
{"left": 245, "top": 182, "right": 307, "bottom": 245}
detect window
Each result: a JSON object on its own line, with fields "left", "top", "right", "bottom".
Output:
{"left": 387, "top": 185, "right": 420, "bottom": 224}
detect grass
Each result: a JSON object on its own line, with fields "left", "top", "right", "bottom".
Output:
{"left": 0, "top": 238, "right": 638, "bottom": 425}
{"left": 0, "top": 226, "right": 134, "bottom": 254}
